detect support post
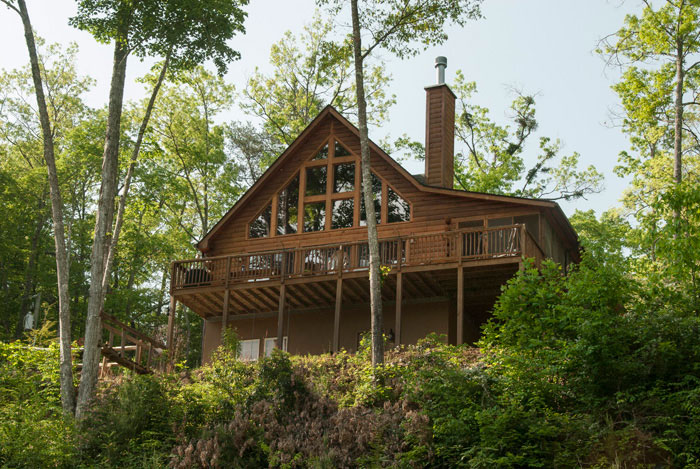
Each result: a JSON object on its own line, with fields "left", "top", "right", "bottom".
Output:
{"left": 456, "top": 266, "right": 464, "bottom": 345}
{"left": 395, "top": 272, "right": 402, "bottom": 346}
{"left": 277, "top": 284, "right": 285, "bottom": 349}
{"left": 221, "top": 288, "right": 230, "bottom": 340}
{"left": 333, "top": 277, "right": 342, "bottom": 353}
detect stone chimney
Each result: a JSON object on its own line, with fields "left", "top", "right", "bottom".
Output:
{"left": 424, "top": 56, "right": 455, "bottom": 189}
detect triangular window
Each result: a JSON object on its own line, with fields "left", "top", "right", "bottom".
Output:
{"left": 249, "top": 203, "right": 272, "bottom": 238}
{"left": 312, "top": 143, "right": 328, "bottom": 160}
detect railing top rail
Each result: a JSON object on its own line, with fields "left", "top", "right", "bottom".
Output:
{"left": 173, "top": 224, "right": 528, "bottom": 265}
{"left": 100, "top": 312, "right": 166, "bottom": 350}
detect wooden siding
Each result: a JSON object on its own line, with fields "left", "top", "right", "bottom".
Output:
{"left": 206, "top": 113, "right": 550, "bottom": 258}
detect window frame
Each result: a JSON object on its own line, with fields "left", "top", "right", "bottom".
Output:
{"left": 246, "top": 135, "right": 413, "bottom": 239}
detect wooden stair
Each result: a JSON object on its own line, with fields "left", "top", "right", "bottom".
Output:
{"left": 99, "top": 312, "right": 167, "bottom": 376}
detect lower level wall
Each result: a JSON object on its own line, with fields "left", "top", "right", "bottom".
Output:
{"left": 202, "top": 299, "right": 456, "bottom": 365}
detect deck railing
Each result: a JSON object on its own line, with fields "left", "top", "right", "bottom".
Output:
{"left": 100, "top": 312, "right": 167, "bottom": 374}
{"left": 172, "top": 224, "right": 545, "bottom": 290}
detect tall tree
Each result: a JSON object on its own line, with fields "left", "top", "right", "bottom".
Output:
{"left": 396, "top": 71, "right": 604, "bottom": 200}
{"left": 0, "top": 0, "right": 78, "bottom": 413}
{"left": 241, "top": 13, "right": 395, "bottom": 148}
{"left": 600, "top": 0, "right": 700, "bottom": 197}
{"left": 601, "top": 0, "right": 700, "bottom": 303}
{"left": 320, "top": 0, "right": 482, "bottom": 366}
{"left": 70, "top": 0, "right": 249, "bottom": 418}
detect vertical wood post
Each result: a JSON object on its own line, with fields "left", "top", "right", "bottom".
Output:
{"left": 277, "top": 284, "right": 286, "bottom": 348}
{"left": 395, "top": 272, "right": 402, "bottom": 346}
{"left": 221, "top": 288, "right": 230, "bottom": 339}
{"left": 456, "top": 266, "right": 464, "bottom": 345}
{"left": 333, "top": 277, "right": 342, "bottom": 353}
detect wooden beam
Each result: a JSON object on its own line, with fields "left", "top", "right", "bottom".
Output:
{"left": 395, "top": 272, "right": 402, "bottom": 346}
{"left": 167, "top": 295, "right": 176, "bottom": 349}
{"left": 277, "top": 284, "right": 285, "bottom": 348}
{"left": 457, "top": 266, "right": 464, "bottom": 345}
{"left": 221, "top": 288, "right": 230, "bottom": 340}
{"left": 333, "top": 278, "right": 342, "bottom": 353}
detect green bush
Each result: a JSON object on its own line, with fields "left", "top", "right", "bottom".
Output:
{"left": 0, "top": 340, "right": 76, "bottom": 468}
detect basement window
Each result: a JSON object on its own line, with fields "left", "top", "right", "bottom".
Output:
{"left": 249, "top": 204, "right": 272, "bottom": 238}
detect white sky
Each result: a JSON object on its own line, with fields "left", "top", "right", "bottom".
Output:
{"left": 0, "top": 0, "right": 641, "bottom": 217}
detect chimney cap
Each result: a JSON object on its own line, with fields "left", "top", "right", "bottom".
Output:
{"left": 435, "top": 56, "right": 447, "bottom": 84}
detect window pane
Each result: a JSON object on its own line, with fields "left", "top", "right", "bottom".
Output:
{"left": 332, "top": 198, "right": 354, "bottom": 229}
{"left": 458, "top": 219, "right": 484, "bottom": 229}
{"left": 303, "top": 202, "right": 326, "bottom": 232}
{"left": 489, "top": 217, "right": 513, "bottom": 227}
{"left": 360, "top": 173, "right": 382, "bottom": 226}
{"left": 333, "top": 163, "right": 354, "bottom": 193}
{"left": 387, "top": 187, "right": 410, "bottom": 223}
{"left": 312, "top": 143, "right": 328, "bottom": 160}
{"left": 305, "top": 166, "right": 327, "bottom": 196}
{"left": 264, "top": 337, "right": 288, "bottom": 357}
{"left": 514, "top": 214, "right": 539, "bottom": 240}
{"left": 334, "top": 141, "right": 351, "bottom": 157}
{"left": 249, "top": 204, "right": 271, "bottom": 238}
{"left": 239, "top": 339, "right": 259, "bottom": 361}
{"left": 277, "top": 174, "right": 299, "bottom": 235}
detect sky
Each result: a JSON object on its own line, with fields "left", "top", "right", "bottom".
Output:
{"left": 0, "top": 0, "right": 641, "bottom": 217}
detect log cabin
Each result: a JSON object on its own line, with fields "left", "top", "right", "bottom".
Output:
{"left": 166, "top": 58, "right": 579, "bottom": 365}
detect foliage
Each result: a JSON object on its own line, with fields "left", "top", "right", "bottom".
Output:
{"left": 396, "top": 71, "right": 604, "bottom": 201}
{"left": 0, "top": 340, "right": 76, "bottom": 467}
{"left": 241, "top": 12, "right": 395, "bottom": 148}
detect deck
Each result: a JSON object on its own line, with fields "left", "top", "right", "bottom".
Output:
{"left": 171, "top": 224, "right": 543, "bottom": 319}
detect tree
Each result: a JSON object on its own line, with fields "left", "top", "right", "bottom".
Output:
{"left": 320, "top": 0, "right": 482, "bottom": 366}
{"left": 601, "top": 0, "right": 700, "bottom": 304}
{"left": 0, "top": 0, "right": 78, "bottom": 413}
{"left": 241, "top": 13, "right": 395, "bottom": 148}
{"left": 398, "top": 71, "right": 604, "bottom": 200}
{"left": 70, "top": 0, "right": 249, "bottom": 418}
{"left": 600, "top": 0, "right": 700, "bottom": 217}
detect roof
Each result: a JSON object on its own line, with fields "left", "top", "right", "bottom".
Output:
{"left": 197, "top": 105, "right": 578, "bottom": 251}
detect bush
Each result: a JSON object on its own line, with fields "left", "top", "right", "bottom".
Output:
{"left": 0, "top": 340, "right": 76, "bottom": 468}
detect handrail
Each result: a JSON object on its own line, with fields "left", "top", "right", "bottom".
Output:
{"left": 101, "top": 312, "right": 166, "bottom": 350}
{"left": 172, "top": 224, "right": 535, "bottom": 290}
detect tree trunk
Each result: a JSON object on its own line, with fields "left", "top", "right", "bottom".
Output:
{"left": 101, "top": 55, "right": 170, "bottom": 297}
{"left": 16, "top": 193, "right": 47, "bottom": 338}
{"left": 674, "top": 39, "right": 684, "bottom": 187}
{"left": 76, "top": 37, "right": 129, "bottom": 420}
{"left": 350, "top": 0, "right": 384, "bottom": 366}
{"left": 16, "top": 0, "right": 75, "bottom": 414}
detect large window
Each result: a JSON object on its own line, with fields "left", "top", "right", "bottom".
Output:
{"left": 277, "top": 175, "right": 299, "bottom": 235}
{"left": 304, "top": 202, "right": 326, "bottom": 232}
{"left": 332, "top": 198, "right": 354, "bottom": 229}
{"left": 360, "top": 173, "right": 383, "bottom": 226}
{"left": 305, "top": 166, "right": 327, "bottom": 196}
{"left": 333, "top": 163, "right": 354, "bottom": 193}
{"left": 247, "top": 138, "right": 411, "bottom": 237}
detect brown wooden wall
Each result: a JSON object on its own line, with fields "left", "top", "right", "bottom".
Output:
{"left": 206, "top": 114, "right": 561, "bottom": 258}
